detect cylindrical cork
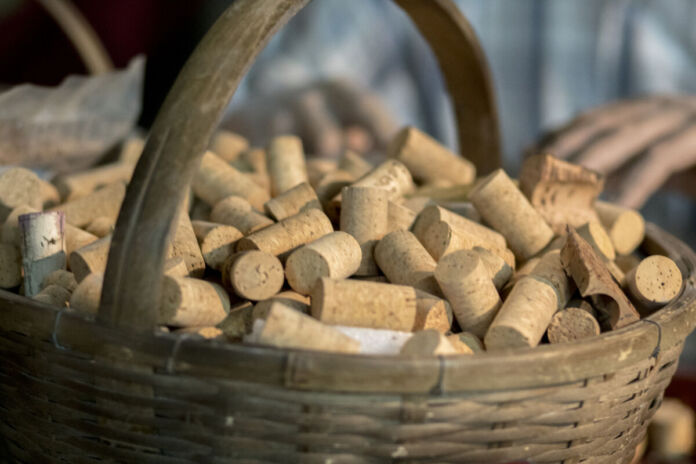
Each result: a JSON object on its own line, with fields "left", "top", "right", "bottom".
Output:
{"left": 576, "top": 221, "right": 615, "bottom": 261}
{"left": 242, "top": 148, "right": 268, "bottom": 174}
{"left": 191, "top": 220, "right": 243, "bottom": 270}
{"left": 85, "top": 216, "right": 114, "bottom": 238}
{"left": 65, "top": 224, "right": 98, "bottom": 257}
{"left": 374, "top": 230, "right": 441, "bottom": 295}
{"left": 39, "top": 179, "right": 60, "bottom": 209}
{"left": 174, "top": 326, "right": 225, "bottom": 340}
{"left": 0, "top": 243, "right": 21, "bottom": 288}
{"left": 69, "top": 272, "right": 103, "bottom": 315}
{"left": 387, "top": 201, "right": 417, "bottom": 233}
{"left": 53, "top": 163, "right": 134, "bottom": 201}
{"left": 340, "top": 159, "right": 414, "bottom": 202}
{"left": 546, "top": 307, "right": 601, "bottom": 344}
{"left": 41, "top": 269, "right": 77, "bottom": 293}
{"left": 263, "top": 182, "right": 320, "bottom": 221}
{"left": 69, "top": 235, "right": 110, "bottom": 282}
{"left": 285, "top": 231, "right": 362, "bottom": 295}
{"left": 252, "top": 290, "right": 310, "bottom": 321}
{"left": 501, "top": 256, "right": 540, "bottom": 299}
{"left": 434, "top": 250, "right": 501, "bottom": 338}
{"left": 266, "top": 135, "right": 309, "bottom": 196}
{"left": 438, "top": 201, "right": 481, "bottom": 222}
{"left": 306, "top": 159, "right": 338, "bottom": 189}
{"left": 0, "top": 167, "right": 42, "bottom": 220}
{"left": 400, "top": 330, "right": 459, "bottom": 356}
{"left": 217, "top": 302, "right": 255, "bottom": 340}
{"left": 163, "top": 257, "right": 190, "bottom": 277}
{"left": 255, "top": 302, "right": 361, "bottom": 354}
{"left": 159, "top": 276, "right": 230, "bottom": 327}
{"left": 311, "top": 278, "right": 417, "bottom": 331}
{"left": 193, "top": 150, "right": 270, "bottom": 210}
{"left": 118, "top": 136, "right": 145, "bottom": 165}
{"left": 470, "top": 169, "right": 554, "bottom": 260}
{"left": 595, "top": 201, "right": 645, "bottom": 255}
{"left": 388, "top": 126, "right": 476, "bottom": 185}
{"left": 448, "top": 332, "right": 484, "bottom": 353}
{"left": 402, "top": 197, "right": 433, "bottom": 215}
{"left": 222, "top": 251, "right": 284, "bottom": 301}
{"left": 340, "top": 186, "right": 388, "bottom": 276}
{"left": 626, "top": 255, "right": 682, "bottom": 310}
{"left": 567, "top": 298, "right": 596, "bottom": 317}
{"left": 1, "top": 205, "right": 39, "bottom": 246}
{"left": 649, "top": 398, "right": 696, "bottom": 460}
{"left": 210, "top": 130, "right": 249, "bottom": 162}
{"left": 473, "top": 246, "right": 513, "bottom": 290}
{"left": 33, "top": 284, "right": 71, "bottom": 307}
{"left": 210, "top": 195, "right": 274, "bottom": 235}
{"left": 236, "top": 208, "right": 334, "bottom": 258}
{"left": 338, "top": 149, "right": 373, "bottom": 179}
{"left": 615, "top": 254, "right": 641, "bottom": 274}
{"left": 528, "top": 249, "right": 574, "bottom": 306}
{"left": 50, "top": 181, "right": 125, "bottom": 228}
{"left": 168, "top": 211, "right": 206, "bottom": 278}
{"left": 445, "top": 334, "right": 475, "bottom": 354}
{"left": 19, "top": 211, "right": 66, "bottom": 296}
{"left": 413, "top": 289, "right": 453, "bottom": 333}
{"left": 315, "top": 170, "right": 355, "bottom": 213}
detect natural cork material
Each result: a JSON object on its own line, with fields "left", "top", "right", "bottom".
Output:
{"left": 210, "top": 130, "right": 249, "bottom": 162}
{"left": 445, "top": 334, "right": 475, "bottom": 354}
{"left": 38, "top": 178, "right": 60, "bottom": 209}
{"left": 595, "top": 201, "right": 645, "bottom": 255}
{"left": 448, "top": 332, "right": 484, "bottom": 353}
{"left": 266, "top": 135, "right": 309, "bottom": 196}
{"left": 217, "top": 302, "right": 254, "bottom": 340}
{"left": 65, "top": 224, "right": 98, "bottom": 257}
{"left": 338, "top": 149, "right": 372, "bottom": 179}
{"left": 54, "top": 163, "right": 134, "bottom": 201}
{"left": 222, "top": 251, "right": 284, "bottom": 301}
{"left": 286, "top": 231, "right": 361, "bottom": 295}
{"left": 51, "top": 182, "right": 126, "bottom": 228}
{"left": 210, "top": 195, "right": 274, "bottom": 235}
{"left": 1, "top": 205, "right": 39, "bottom": 246}
{"left": 264, "top": 182, "right": 321, "bottom": 221}
{"left": 33, "top": 284, "right": 71, "bottom": 307}
{"left": 333, "top": 326, "right": 412, "bottom": 355}
{"left": 434, "top": 250, "right": 501, "bottom": 338}
{"left": 413, "top": 289, "right": 453, "bottom": 333}
{"left": 159, "top": 276, "right": 230, "bottom": 327}
{"left": 0, "top": 167, "right": 42, "bottom": 220}
{"left": 307, "top": 159, "right": 338, "bottom": 189}
{"left": 387, "top": 201, "right": 417, "bottom": 233}
{"left": 69, "top": 235, "right": 110, "bottom": 282}
{"left": 192, "top": 220, "right": 243, "bottom": 270}
{"left": 163, "top": 257, "right": 190, "bottom": 278}
{"left": 311, "top": 278, "right": 417, "bottom": 331}
{"left": 546, "top": 307, "right": 601, "bottom": 344}
{"left": 473, "top": 246, "right": 513, "bottom": 290}
{"left": 388, "top": 126, "right": 476, "bottom": 185}
{"left": 41, "top": 269, "right": 77, "bottom": 293}
{"left": 252, "top": 291, "right": 310, "bottom": 321}
{"left": 168, "top": 211, "right": 206, "bottom": 278}
{"left": 0, "top": 243, "right": 21, "bottom": 289}
{"left": 85, "top": 216, "right": 114, "bottom": 238}
{"left": 576, "top": 221, "right": 615, "bottom": 262}
{"left": 374, "top": 229, "right": 441, "bottom": 295}
{"left": 340, "top": 186, "right": 388, "bottom": 276}
{"left": 69, "top": 272, "right": 103, "bottom": 315}
{"left": 400, "top": 329, "right": 458, "bottom": 356}
{"left": 626, "top": 255, "right": 682, "bottom": 310}
{"left": 470, "top": 169, "right": 553, "bottom": 260}
{"left": 174, "top": 326, "right": 225, "bottom": 340}
{"left": 19, "top": 211, "right": 66, "bottom": 297}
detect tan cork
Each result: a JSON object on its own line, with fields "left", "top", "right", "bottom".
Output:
{"left": 306, "top": 159, "right": 338, "bottom": 189}
{"left": 222, "top": 251, "right": 284, "bottom": 301}
{"left": 69, "top": 235, "right": 110, "bottom": 282}
{"left": 649, "top": 398, "right": 695, "bottom": 459}
{"left": 51, "top": 181, "right": 126, "bottom": 228}
{"left": 400, "top": 330, "right": 458, "bottom": 356}
{"left": 264, "top": 182, "right": 321, "bottom": 221}
{"left": 193, "top": 150, "right": 269, "bottom": 210}
{"left": 69, "top": 272, "right": 103, "bottom": 315}
{"left": 374, "top": 229, "right": 441, "bottom": 295}
{"left": 576, "top": 221, "right": 615, "bottom": 261}
{"left": 445, "top": 334, "right": 475, "bottom": 354}
{"left": 472, "top": 246, "right": 513, "bottom": 290}
{"left": 85, "top": 216, "right": 114, "bottom": 238}
{"left": 448, "top": 332, "right": 484, "bottom": 353}
{"left": 217, "top": 302, "right": 254, "bottom": 340}
{"left": 434, "top": 250, "right": 501, "bottom": 338}
{"left": 0, "top": 243, "right": 21, "bottom": 289}
{"left": 413, "top": 289, "right": 453, "bottom": 333}
{"left": 41, "top": 269, "right": 77, "bottom": 293}
{"left": 388, "top": 126, "right": 476, "bottom": 185}
{"left": 470, "top": 169, "right": 553, "bottom": 260}
{"left": 419, "top": 220, "right": 473, "bottom": 261}
{"left": 118, "top": 136, "right": 144, "bottom": 165}
{"left": 210, "top": 130, "right": 249, "bottom": 162}
{"left": 159, "top": 275, "right": 230, "bottom": 327}
{"left": 429, "top": 202, "right": 480, "bottom": 222}
{"left": 0, "top": 167, "right": 42, "bottom": 220}
{"left": 615, "top": 253, "right": 641, "bottom": 274}
{"left": 626, "top": 255, "right": 682, "bottom": 310}
{"left": 315, "top": 169, "right": 355, "bottom": 214}
{"left": 163, "top": 257, "right": 190, "bottom": 278}
{"left": 311, "top": 278, "right": 417, "bottom": 331}
{"left": 595, "top": 200, "right": 645, "bottom": 255}
{"left": 267, "top": 135, "right": 309, "bottom": 196}
{"left": 191, "top": 220, "right": 243, "bottom": 271}
{"left": 65, "top": 224, "right": 98, "bottom": 257}
{"left": 54, "top": 163, "right": 134, "bottom": 201}
{"left": 256, "top": 301, "right": 361, "bottom": 354}
{"left": 546, "top": 307, "right": 601, "bottom": 344}
{"left": 169, "top": 211, "right": 206, "bottom": 278}
{"left": 38, "top": 178, "right": 60, "bottom": 209}
{"left": 1, "top": 204, "right": 39, "bottom": 246}
{"left": 252, "top": 290, "right": 310, "bottom": 321}
{"left": 387, "top": 200, "right": 417, "bottom": 233}
{"left": 33, "top": 284, "right": 71, "bottom": 307}
{"left": 340, "top": 186, "right": 388, "bottom": 276}
{"left": 174, "top": 326, "right": 225, "bottom": 340}
{"left": 210, "top": 195, "right": 274, "bottom": 235}
{"left": 338, "top": 149, "right": 373, "bottom": 179}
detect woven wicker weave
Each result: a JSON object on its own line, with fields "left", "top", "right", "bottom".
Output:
{"left": 1, "top": 1, "right": 696, "bottom": 463}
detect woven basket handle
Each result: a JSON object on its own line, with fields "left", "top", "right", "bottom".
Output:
{"left": 98, "top": 0, "right": 502, "bottom": 330}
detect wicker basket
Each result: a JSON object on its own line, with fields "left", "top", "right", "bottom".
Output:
{"left": 2, "top": 0, "right": 696, "bottom": 462}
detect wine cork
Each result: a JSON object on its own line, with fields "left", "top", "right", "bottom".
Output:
{"left": 41, "top": 269, "right": 77, "bottom": 293}
{"left": 339, "top": 159, "right": 414, "bottom": 202}
{"left": 163, "top": 257, "right": 190, "bottom": 277}
{"left": 315, "top": 170, "right": 355, "bottom": 211}
{"left": 19, "top": 211, "right": 66, "bottom": 297}
{"left": 118, "top": 135, "right": 145, "bottom": 165}
{"left": 0, "top": 243, "right": 21, "bottom": 288}
{"left": 306, "top": 159, "right": 338, "bottom": 189}
{"left": 419, "top": 220, "right": 473, "bottom": 261}
{"left": 51, "top": 182, "right": 126, "bottom": 228}
{"left": 625, "top": 255, "right": 682, "bottom": 310}
{"left": 1, "top": 204, "right": 39, "bottom": 245}
{"left": 413, "top": 289, "right": 453, "bottom": 333}
{"left": 374, "top": 230, "right": 441, "bottom": 295}
{"left": 193, "top": 150, "right": 270, "bottom": 210}
{"left": 69, "top": 272, "right": 103, "bottom": 315}
{"left": 222, "top": 251, "right": 284, "bottom": 301}
{"left": 169, "top": 211, "right": 206, "bottom": 278}
{"left": 400, "top": 330, "right": 458, "bottom": 356}
{"left": 210, "top": 195, "right": 274, "bottom": 235}
{"left": 566, "top": 298, "right": 596, "bottom": 317}
{"left": 190, "top": 199, "right": 212, "bottom": 221}
{"left": 69, "top": 235, "right": 110, "bottom": 282}
{"left": 402, "top": 197, "right": 433, "bottom": 215}
{"left": 32, "top": 284, "right": 71, "bottom": 307}
{"left": 448, "top": 332, "right": 484, "bottom": 353}
{"left": 267, "top": 135, "right": 309, "bottom": 196}
{"left": 85, "top": 216, "right": 114, "bottom": 238}
{"left": 470, "top": 169, "right": 554, "bottom": 260}
{"left": 615, "top": 253, "right": 641, "bottom": 274}
{"left": 65, "top": 224, "right": 98, "bottom": 256}
{"left": 191, "top": 220, "right": 243, "bottom": 271}
{"left": 210, "top": 130, "right": 249, "bottom": 162}
{"left": 388, "top": 126, "right": 476, "bottom": 185}
{"left": 434, "top": 250, "right": 501, "bottom": 338}
{"left": 334, "top": 326, "right": 412, "bottom": 355}
{"left": 411, "top": 183, "right": 472, "bottom": 201}
{"left": 236, "top": 209, "right": 334, "bottom": 259}
{"left": 338, "top": 149, "right": 372, "bottom": 179}
{"left": 340, "top": 186, "right": 388, "bottom": 276}
{"left": 159, "top": 276, "right": 230, "bottom": 327}
{"left": 263, "top": 182, "right": 321, "bottom": 221}
{"left": 53, "top": 163, "right": 134, "bottom": 201}
{"left": 445, "top": 334, "right": 475, "bottom": 354}
{"left": 576, "top": 221, "right": 615, "bottom": 261}
{"left": 174, "top": 326, "right": 225, "bottom": 340}
{"left": 252, "top": 290, "right": 310, "bottom": 321}
{"left": 595, "top": 201, "right": 645, "bottom": 255}
{"left": 387, "top": 201, "right": 417, "bottom": 233}
{"left": 530, "top": 249, "right": 574, "bottom": 306}
{"left": 649, "top": 398, "right": 695, "bottom": 459}
{"left": 311, "top": 278, "right": 417, "bottom": 331}
{"left": 217, "top": 301, "right": 254, "bottom": 339}
{"left": 242, "top": 148, "right": 268, "bottom": 175}
{"left": 286, "top": 231, "right": 361, "bottom": 295}
{"left": 546, "top": 307, "right": 601, "bottom": 344}
{"left": 38, "top": 178, "right": 60, "bottom": 209}
{"left": 473, "top": 246, "right": 513, "bottom": 290}
{"left": 0, "top": 167, "right": 42, "bottom": 220}
{"left": 438, "top": 201, "right": 482, "bottom": 223}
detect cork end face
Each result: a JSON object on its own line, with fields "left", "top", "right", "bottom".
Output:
{"left": 484, "top": 325, "right": 531, "bottom": 352}
{"left": 422, "top": 221, "right": 453, "bottom": 261}
{"left": 286, "top": 248, "right": 330, "bottom": 295}
{"left": 469, "top": 168, "right": 507, "bottom": 199}
{"left": 586, "top": 221, "right": 616, "bottom": 261}
{"left": 158, "top": 275, "right": 183, "bottom": 325}
{"left": 400, "top": 329, "right": 445, "bottom": 355}
{"left": 230, "top": 251, "right": 284, "bottom": 301}
{"left": 612, "top": 210, "right": 645, "bottom": 255}
{"left": 635, "top": 255, "right": 683, "bottom": 304}
{"left": 435, "top": 250, "right": 482, "bottom": 283}
{"left": 309, "top": 277, "right": 329, "bottom": 320}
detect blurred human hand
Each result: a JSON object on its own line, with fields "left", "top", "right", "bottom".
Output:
{"left": 533, "top": 96, "right": 696, "bottom": 208}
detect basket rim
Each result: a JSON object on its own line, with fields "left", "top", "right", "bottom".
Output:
{"left": 1, "top": 222, "right": 694, "bottom": 394}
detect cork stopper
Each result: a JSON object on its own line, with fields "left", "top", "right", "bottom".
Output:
{"left": 400, "top": 330, "right": 459, "bottom": 356}
{"left": 448, "top": 332, "right": 484, "bottom": 353}
{"left": 576, "top": 221, "right": 615, "bottom": 261}
{"left": 222, "top": 251, "right": 284, "bottom": 301}
{"left": 33, "top": 284, "right": 71, "bottom": 307}
{"left": 266, "top": 135, "right": 309, "bottom": 196}
{"left": 546, "top": 307, "right": 601, "bottom": 344}
{"left": 445, "top": 334, "right": 475, "bottom": 354}
{"left": 69, "top": 235, "right": 110, "bottom": 282}
{"left": 159, "top": 276, "right": 230, "bottom": 327}
{"left": 595, "top": 201, "right": 645, "bottom": 255}
{"left": 41, "top": 269, "right": 77, "bottom": 293}
{"left": 54, "top": 163, "right": 134, "bottom": 202}
{"left": 340, "top": 186, "right": 389, "bottom": 276}
{"left": 0, "top": 167, "right": 42, "bottom": 220}
{"left": 50, "top": 182, "right": 126, "bottom": 228}
{"left": 413, "top": 289, "right": 453, "bottom": 333}
{"left": 387, "top": 201, "right": 417, "bottom": 233}
{"left": 69, "top": 272, "right": 103, "bottom": 315}
{"left": 191, "top": 220, "right": 243, "bottom": 270}
{"left": 210, "top": 195, "right": 274, "bottom": 235}
{"left": 625, "top": 255, "right": 682, "bottom": 310}
{"left": 0, "top": 243, "right": 22, "bottom": 289}
{"left": 306, "top": 159, "right": 338, "bottom": 189}
{"left": 649, "top": 399, "right": 695, "bottom": 459}
{"left": 1, "top": 205, "right": 39, "bottom": 246}
{"left": 264, "top": 182, "right": 321, "bottom": 221}
{"left": 85, "top": 216, "right": 114, "bottom": 238}
{"left": 217, "top": 302, "right": 255, "bottom": 340}
{"left": 65, "top": 224, "right": 98, "bottom": 257}
{"left": 374, "top": 229, "right": 441, "bottom": 295}
{"left": 252, "top": 291, "right": 310, "bottom": 321}
{"left": 163, "top": 257, "right": 191, "bottom": 278}
{"left": 174, "top": 326, "right": 225, "bottom": 340}
{"left": 210, "top": 130, "right": 249, "bottom": 162}
{"left": 338, "top": 149, "right": 373, "bottom": 179}
{"left": 472, "top": 246, "right": 513, "bottom": 290}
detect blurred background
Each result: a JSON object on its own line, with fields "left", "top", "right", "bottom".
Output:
{"left": 2, "top": 1, "right": 696, "bottom": 461}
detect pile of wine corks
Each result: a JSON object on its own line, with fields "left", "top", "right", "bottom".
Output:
{"left": 0, "top": 128, "right": 684, "bottom": 356}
